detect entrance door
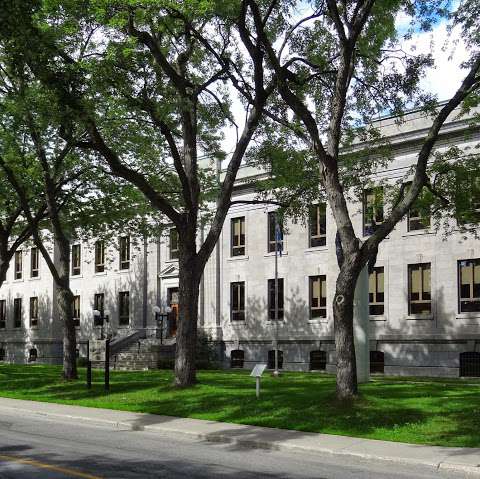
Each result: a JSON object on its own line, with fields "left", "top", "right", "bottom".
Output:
{"left": 168, "top": 288, "right": 179, "bottom": 336}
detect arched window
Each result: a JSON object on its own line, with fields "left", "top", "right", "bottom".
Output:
{"left": 230, "top": 350, "right": 244, "bottom": 369}
{"left": 310, "top": 350, "right": 326, "bottom": 371}
{"left": 370, "top": 351, "right": 384, "bottom": 374}
{"left": 28, "top": 348, "right": 38, "bottom": 363}
{"left": 460, "top": 352, "right": 480, "bottom": 377}
{"left": 0, "top": 348, "right": 5, "bottom": 361}
{"left": 267, "top": 350, "right": 283, "bottom": 369}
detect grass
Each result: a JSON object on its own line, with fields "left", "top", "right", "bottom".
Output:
{"left": 0, "top": 364, "right": 480, "bottom": 448}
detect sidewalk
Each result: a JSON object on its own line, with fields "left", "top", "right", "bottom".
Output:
{"left": 0, "top": 397, "right": 479, "bottom": 475}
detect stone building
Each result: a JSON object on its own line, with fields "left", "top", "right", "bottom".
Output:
{"left": 1, "top": 106, "right": 480, "bottom": 377}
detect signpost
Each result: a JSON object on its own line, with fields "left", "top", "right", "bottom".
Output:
{"left": 89, "top": 339, "right": 111, "bottom": 392}
{"left": 250, "top": 364, "right": 267, "bottom": 398}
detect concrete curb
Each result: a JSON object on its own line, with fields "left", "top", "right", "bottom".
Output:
{"left": 1, "top": 398, "right": 479, "bottom": 475}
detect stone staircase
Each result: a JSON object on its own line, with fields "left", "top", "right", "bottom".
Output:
{"left": 111, "top": 338, "right": 175, "bottom": 371}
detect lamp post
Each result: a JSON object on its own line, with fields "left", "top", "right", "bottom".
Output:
{"left": 93, "top": 309, "right": 110, "bottom": 339}
{"left": 153, "top": 305, "right": 172, "bottom": 344}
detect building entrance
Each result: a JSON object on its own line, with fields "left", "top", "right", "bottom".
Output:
{"left": 168, "top": 288, "right": 179, "bottom": 337}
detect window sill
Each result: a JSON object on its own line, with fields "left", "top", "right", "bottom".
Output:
{"left": 266, "top": 320, "right": 285, "bottom": 324}
{"left": 164, "top": 259, "right": 179, "bottom": 264}
{"left": 116, "top": 269, "right": 131, "bottom": 274}
{"left": 29, "top": 276, "right": 41, "bottom": 281}
{"left": 94, "top": 271, "right": 108, "bottom": 277}
{"left": 369, "top": 315, "right": 386, "bottom": 321}
{"left": 308, "top": 318, "right": 329, "bottom": 324}
{"left": 406, "top": 314, "right": 433, "bottom": 320}
{"left": 457, "top": 313, "right": 480, "bottom": 320}
{"left": 12, "top": 278, "right": 24, "bottom": 283}
{"left": 227, "top": 255, "right": 249, "bottom": 262}
{"left": 231, "top": 320, "right": 247, "bottom": 326}
{"left": 71, "top": 274, "right": 83, "bottom": 279}
{"left": 304, "top": 246, "right": 328, "bottom": 254}
{"left": 264, "top": 251, "right": 288, "bottom": 257}
{"left": 402, "top": 229, "right": 434, "bottom": 237}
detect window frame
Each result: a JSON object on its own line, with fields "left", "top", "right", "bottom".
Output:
{"left": 267, "top": 211, "right": 283, "bottom": 253}
{"left": 14, "top": 251, "right": 22, "bottom": 280}
{"left": 407, "top": 184, "right": 431, "bottom": 232}
{"left": 73, "top": 295, "right": 80, "bottom": 327}
{"left": 94, "top": 293, "right": 104, "bottom": 326}
{"left": 309, "top": 275, "right": 327, "bottom": 319}
{"left": 94, "top": 240, "right": 105, "bottom": 273}
{"left": 363, "top": 187, "right": 384, "bottom": 236}
{"left": 30, "top": 247, "right": 39, "bottom": 278}
{"left": 0, "top": 299, "right": 6, "bottom": 329}
{"left": 29, "top": 297, "right": 39, "bottom": 328}
{"left": 369, "top": 266, "right": 385, "bottom": 316}
{"left": 458, "top": 259, "right": 480, "bottom": 313}
{"left": 267, "top": 278, "right": 284, "bottom": 321}
{"left": 119, "top": 236, "right": 130, "bottom": 270}
{"left": 308, "top": 204, "right": 327, "bottom": 248}
{"left": 230, "top": 282, "right": 245, "bottom": 321}
{"left": 231, "top": 217, "right": 246, "bottom": 257}
{"left": 71, "top": 244, "right": 81, "bottom": 276}
{"left": 169, "top": 228, "right": 179, "bottom": 260}
{"left": 408, "top": 263, "right": 432, "bottom": 315}
{"left": 13, "top": 298, "right": 22, "bottom": 328}
{"left": 118, "top": 291, "right": 130, "bottom": 326}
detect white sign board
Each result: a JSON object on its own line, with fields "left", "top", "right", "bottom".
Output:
{"left": 250, "top": 364, "right": 267, "bottom": 378}
{"left": 90, "top": 339, "right": 106, "bottom": 362}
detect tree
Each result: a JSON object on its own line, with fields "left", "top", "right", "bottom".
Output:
{"left": 0, "top": 0, "right": 276, "bottom": 386}
{"left": 239, "top": 0, "right": 480, "bottom": 399}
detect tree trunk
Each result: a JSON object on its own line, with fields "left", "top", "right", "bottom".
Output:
{"left": 57, "top": 284, "right": 77, "bottom": 380}
{"left": 54, "top": 237, "right": 78, "bottom": 380}
{"left": 333, "top": 262, "right": 361, "bottom": 400}
{"left": 174, "top": 227, "right": 201, "bottom": 387}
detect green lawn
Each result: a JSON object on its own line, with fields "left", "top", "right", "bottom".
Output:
{"left": 1, "top": 364, "right": 479, "bottom": 447}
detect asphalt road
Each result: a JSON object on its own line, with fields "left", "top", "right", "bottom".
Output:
{"left": 0, "top": 409, "right": 473, "bottom": 478}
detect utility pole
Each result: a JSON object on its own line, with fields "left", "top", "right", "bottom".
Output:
{"left": 273, "top": 211, "right": 281, "bottom": 376}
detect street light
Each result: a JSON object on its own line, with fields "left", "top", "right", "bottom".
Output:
{"left": 154, "top": 305, "right": 172, "bottom": 344}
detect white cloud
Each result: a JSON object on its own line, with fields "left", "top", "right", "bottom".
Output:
{"left": 400, "top": 22, "right": 471, "bottom": 102}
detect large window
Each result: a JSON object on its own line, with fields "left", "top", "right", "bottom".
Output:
{"left": 0, "top": 300, "right": 5, "bottom": 329}
{"left": 310, "top": 350, "right": 327, "bottom": 371}
{"left": 268, "top": 278, "right": 284, "bottom": 320}
{"left": 267, "top": 212, "right": 283, "bottom": 253}
{"left": 460, "top": 352, "right": 480, "bottom": 377}
{"left": 29, "top": 297, "right": 38, "bottom": 328}
{"left": 119, "top": 291, "right": 130, "bottom": 326}
{"left": 267, "top": 350, "right": 283, "bottom": 369}
{"left": 169, "top": 228, "right": 179, "bottom": 260}
{"left": 363, "top": 187, "right": 384, "bottom": 236}
{"left": 369, "top": 267, "right": 385, "bottom": 315}
{"left": 309, "top": 204, "right": 326, "bottom": 247}
{"left": 370, "top": 351, "right": 385, "bottom": 373}
{"left": 14, "top": 251, "right": 22, "bottom": 280}
{"left": 13, "top": 298, "right": 22, "bottom": 328}
{"left": 458, "top": 259, "right": 480, "bottom": 313}
{"left": 94, "top": 293, "right": 104, "bottom": 326}
{"left": 407, "top": 185, "right": 431, "bottom": 231}
{"left": 231, "top": 217, "right": 246, "bottom": 256}
{"left": 230, "top": 282, "right": 245, "bottom": 321}
{"left": 71, "top": 244, "right": 81, "bottom": 276}
{"left": 230, "top": 350, "right": 244, "bottom": 369}
{"left": 408, "top": 263, "right": 431, "bottom": 315}
{"left": 119, "top": 237, "right": 130, "bottom": 270}
{"left": 30, "top": 247, "right": 39, "bottom": 278}
{"left": 309, "top": 275, "right": 327, "bottom": 319}
{"left": 94, "top": 240, "right": 105, "bottom": 273}
{"left": 73, "top": 296, "right": 80, "bottom": 327}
